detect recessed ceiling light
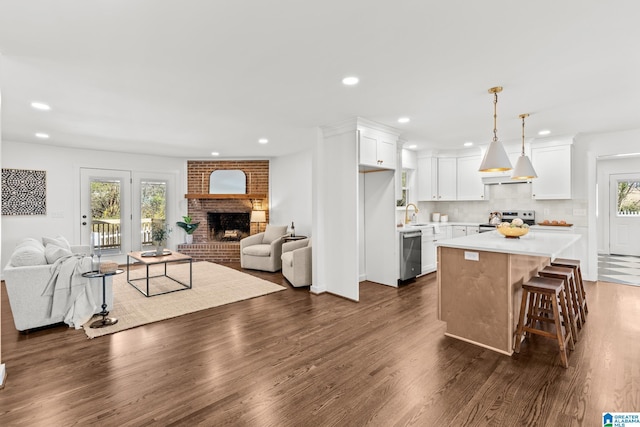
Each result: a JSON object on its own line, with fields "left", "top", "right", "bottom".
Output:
{"left": 538, "top": 130, "right": 551, "bottom": 136}
{"left": 211, "top": 152, "right": 220, "bottom": 156}
{"left": 258, "top": 138, "right": 269, "bottom": 144}
{"left": 342, "top": 76, "right": 359, "bottom": 86}
{"left": 407, "top": 144, "right": 417, "bottom": 149}
{"left": 31, "top": 102, "right": 51, "bottom": 111}
{"left": 398, "top": 117, "right": 410, "bottom": 124}
{"left": 35, "top": 133, "right": 49, "bottom": 139}
{"left": 464, "top": 141, "right": 474, "bottom": 147}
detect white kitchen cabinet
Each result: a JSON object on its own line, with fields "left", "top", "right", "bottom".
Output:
{"left": 437, "top": 157, "right": 457, "bottom": 200}
{"left": 359, "top": 129, "right": 396, "bottom": 170}
{"left": 531, "top": 141, "right": 572, "bottom": 199}
{"left": 452, "top": 225, "right": 467, "bottom": 238}
{"left": 452, "top": 225, "right": 479, "bottom": 237}
{"left": 421, "top": 228, "right": 436, "bottom": 274}
{"left": 417, "top": 157, "right": 437, "bottom": 201}
{"left": 456, "top": 155, "right": 487, "bottom": 200}
{"left": 417, "top": 157, "right": 457, "bottom": 201}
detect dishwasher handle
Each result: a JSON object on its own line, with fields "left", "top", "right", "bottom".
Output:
{"left": 402, "top": 231, "right": 422, "bottom": 239}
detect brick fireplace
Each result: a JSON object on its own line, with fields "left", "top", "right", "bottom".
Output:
{"left": 176, "top": 160, "right": 269, "bottom": 262}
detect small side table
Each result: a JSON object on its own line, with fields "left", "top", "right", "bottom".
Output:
{"left": 284, "top": 235, "right": 307, "bottom": 243}
{"left": 82, "top": 269, "right": 123, "bottom": 328}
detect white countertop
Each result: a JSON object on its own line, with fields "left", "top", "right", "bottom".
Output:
{"left": 435, "top": 230, "right": 580, "bottom": 259}
{"left": 397, "top": 222, "right": 481, "bottom": 232}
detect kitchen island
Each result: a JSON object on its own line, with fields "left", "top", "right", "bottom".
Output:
{"left": 436, "top": 230, "right": 581, "bottom": 355}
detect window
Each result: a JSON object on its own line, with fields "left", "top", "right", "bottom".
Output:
{"left": 140, "top": 180, "right": 167, "bottom": 248}
{"left": 617, "top": 180, "right": 640, "bottom": 216}
{"left": 397, "top": 170, "right": 411, "bottom": 207}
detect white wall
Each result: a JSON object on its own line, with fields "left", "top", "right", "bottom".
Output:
{"left": 313, "top": 123, "right": 359, "bottom": 300}
{"left": 269, "top": 148, "right": 312, "bottom": 237}
{"left": 1, "top": 140, "right": 186, "bottom": 270}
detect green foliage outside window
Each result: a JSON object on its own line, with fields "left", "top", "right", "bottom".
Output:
{"left": 617, "top": 181, "right": 640, "bottom": 214}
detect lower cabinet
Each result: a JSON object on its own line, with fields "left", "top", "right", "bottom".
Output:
{"left": 452, "top": 225, "right": 479, "bottom": 237}
{"left": 422, "top": 228, "right": 436, "bottom": 274}
{"left": 422, "top": 225, "right": 451, "bottom": 274}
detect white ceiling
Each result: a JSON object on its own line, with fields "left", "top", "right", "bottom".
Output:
{"left": 1, "top": 1, "right": 640, "bottom": 158}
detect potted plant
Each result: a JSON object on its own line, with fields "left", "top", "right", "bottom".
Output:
{"left": 151, "top": 222, "right": 172, "bottom": 254}
{"left": 176, "top": 215, "right": 200, "bottom": 244}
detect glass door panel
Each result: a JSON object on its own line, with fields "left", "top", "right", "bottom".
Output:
{"left": 80, "top": 168, "right": 132, "bottom": 263}
{"left": 140, "top": 180, "right": 167, "bottom": 250}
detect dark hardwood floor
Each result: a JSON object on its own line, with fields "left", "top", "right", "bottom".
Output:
{"left": 1, "top": 263, "right": 638, "bottom": 426}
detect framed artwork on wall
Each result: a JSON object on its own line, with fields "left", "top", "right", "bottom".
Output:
{"left": 1, "top": 168, "right": 47, "bottom": 215}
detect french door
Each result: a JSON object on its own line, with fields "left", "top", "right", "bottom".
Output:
{"left": 80, "top": 169, "right": 132, "bottom": 264}
{"left": 609, "top": 173, "right": 640, "bottom": 256}
{"left": 81, "top": 168, "right": 174, "bottom": 264}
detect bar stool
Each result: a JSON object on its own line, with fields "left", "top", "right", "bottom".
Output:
{"left": 514, "top": 276, "right": 575, "bottom": 368}
{"left": 552, "top": 258, "right": 588, "bottom": 318}
{"left": 539, "top": 265, "right": 582, "bottom": 336}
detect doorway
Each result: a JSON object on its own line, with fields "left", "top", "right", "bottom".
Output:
{"left": 80, "top": 168, "right": 133, "bottom": 263}
{"left": 81, "top": 168, "right": 174, "bottom": 264}
{"left": 609, "top": 173, "right": 640, "bottom": 256}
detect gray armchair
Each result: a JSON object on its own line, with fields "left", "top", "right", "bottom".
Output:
{"left": 240, "top": 224, "right": 288, "bottom": 272}
{"left": 281, "top": 237, "right": 312, "bottom": 287}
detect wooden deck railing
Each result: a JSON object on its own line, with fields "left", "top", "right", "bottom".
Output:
{"left": 92, "top": 218, "right": 162, "bottom": 248}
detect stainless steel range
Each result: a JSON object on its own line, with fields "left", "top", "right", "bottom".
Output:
{"left": 478, "top": 210, "right": 536, "bottom": 233}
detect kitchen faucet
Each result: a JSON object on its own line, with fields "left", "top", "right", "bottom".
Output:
{"left": 405, "top": 203, "right": 419, "bottom": 224}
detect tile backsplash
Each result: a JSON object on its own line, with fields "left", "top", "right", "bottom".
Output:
{"left": 397, "top": 183, "right": 588, "bottom": 226}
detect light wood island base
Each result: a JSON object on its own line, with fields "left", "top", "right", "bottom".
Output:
{"left": 437, "top": 246, "right": 550, "bottom": 355}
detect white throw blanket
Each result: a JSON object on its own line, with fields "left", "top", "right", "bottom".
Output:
{"left": 42, "top": 255, "right": 97, "bottom": 329}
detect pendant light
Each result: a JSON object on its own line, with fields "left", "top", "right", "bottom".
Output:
{"left": 479, "top": 86, "right": 512, "bottom": 172}
{"left": 511, "top": 113, "right": 538, "bottom": 180}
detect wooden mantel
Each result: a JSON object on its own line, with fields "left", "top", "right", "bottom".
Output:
{"left": 184, "top": 193, "right": 267, "bottom": 199}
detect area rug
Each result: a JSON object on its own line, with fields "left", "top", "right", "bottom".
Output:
{"left": 82, "top": 261, "right": 285, "bottom": 338}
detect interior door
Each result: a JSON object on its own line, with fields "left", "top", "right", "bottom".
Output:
{"left": 609, "top": 173, "right": 640, "bottom": 256}
{"left": 80, "top": 168, "right": 132, "bottom": 264}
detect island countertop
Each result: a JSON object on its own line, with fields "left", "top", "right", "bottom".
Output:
{"left": 435, "top": 230, "right": 580, "bottom": 260}
{"left": 437, "top": 229, "right": 582, "bottom": 355}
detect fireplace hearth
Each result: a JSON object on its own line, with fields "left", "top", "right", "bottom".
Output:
{"left": 208, "top": 212, "right": 250, "bottom": 242}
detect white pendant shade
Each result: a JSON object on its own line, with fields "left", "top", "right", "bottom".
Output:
{"left": 511, "top": 154, "right": 537, "bottom": 180}
{"left": 478, "top": 139, "right": 512, "bottom": 172}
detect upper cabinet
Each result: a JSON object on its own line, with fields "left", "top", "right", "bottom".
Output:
{"left": 417, "top": 156, "right": 457, "bottom": 201}
{"left": 437, "top": 157, "right": 457, "bottom": 200}
{"left": 417, "top": 157, "right": 437, "bottom": 201}
{"left": 457, "top": 155, "right": 486, "bottom": 201}
{"left": 531, "top": 139, "right": 573, "bottom": 200}
{"left": 359, "top": 128, "right": 396, "bottom": 170}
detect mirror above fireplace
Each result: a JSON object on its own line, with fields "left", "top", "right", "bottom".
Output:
{"left": 209, "top": 170, "right": 246, "bottom": 194}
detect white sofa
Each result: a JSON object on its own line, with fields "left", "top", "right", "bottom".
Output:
{"left": 281, "top": 238, "right": 312, "bottom": 287}
{"left": 3, "top": 237, "right": 113, "bottom": 332}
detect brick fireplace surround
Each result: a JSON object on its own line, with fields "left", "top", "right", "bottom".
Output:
{"left": 176, "top": 160, "right": 269, "bottom": 262}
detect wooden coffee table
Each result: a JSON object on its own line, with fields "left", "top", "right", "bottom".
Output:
{"left": 127, "top": 250, "right": 193, "bottom": 297}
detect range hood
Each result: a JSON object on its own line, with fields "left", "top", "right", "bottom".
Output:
{"left": 482, "top": 175, "right": 531, "bottom": 185}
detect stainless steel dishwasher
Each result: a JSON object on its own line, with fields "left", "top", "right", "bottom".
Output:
{"left": 399, "top": 230, "right": 422, "bottom": 281}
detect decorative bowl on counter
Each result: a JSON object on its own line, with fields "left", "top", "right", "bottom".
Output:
{"left": 497, "top": 222, "right": 529, "bottom": 238}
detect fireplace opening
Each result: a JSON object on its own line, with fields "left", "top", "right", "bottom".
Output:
{"left": 208, "top": 212, "right": 250, "bottom": 241}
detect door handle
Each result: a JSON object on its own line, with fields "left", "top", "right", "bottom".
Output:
{"left": 82, "top": 222, "right": 87, "bottom": 225}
